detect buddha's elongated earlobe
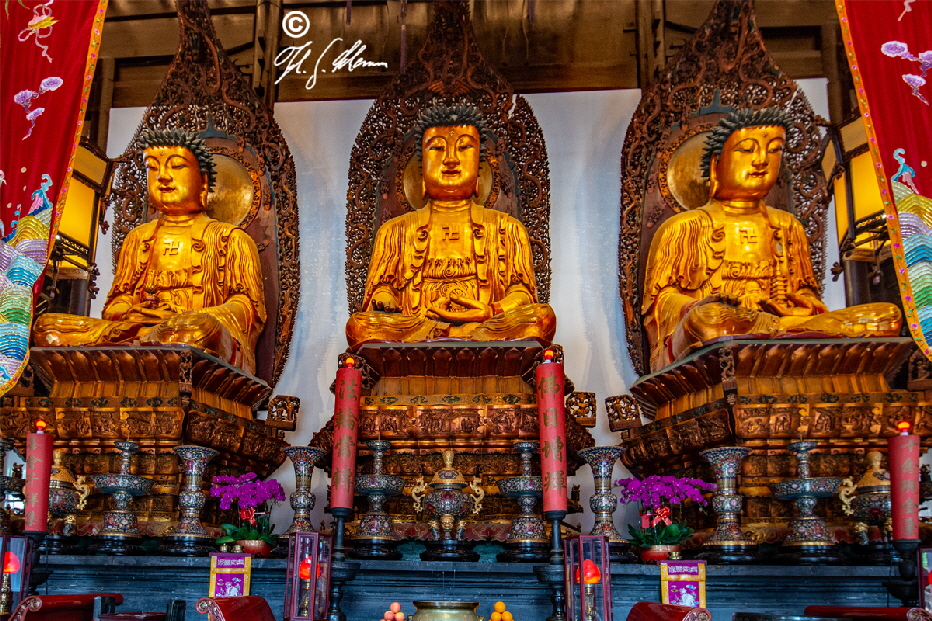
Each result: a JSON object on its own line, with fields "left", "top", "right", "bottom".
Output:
{"left": 708, "top": 154, "right": 720, "bottom": 199}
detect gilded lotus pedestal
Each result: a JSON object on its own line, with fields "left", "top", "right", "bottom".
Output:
{"left": 697, "top": 446, "right": 757, "bottom": 564}
{"left": 92, "top": 441, "right": 153, "bottom": 556}
{"left": 578, "top": 446, "right": 635, "bottom": 563}
{"left": 351, "top": 440, "right": 406, "bottom": 560}
{"left": 496, "top": 441, "right": 547, "bottom": 563}
{"left": 769, "top": 441, "right": 843, "bottom": 565}
{"left": 160, "top": 445, "right": 218, "bottom": 557}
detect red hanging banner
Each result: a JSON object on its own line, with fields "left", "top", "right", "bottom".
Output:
{"left": 0, "top": 0, "right": 107, "bottom": 395}
{"left": 836, "top": 0, "right": 932, "bottom": 358}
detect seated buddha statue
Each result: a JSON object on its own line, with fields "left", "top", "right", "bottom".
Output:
{"left": 642, "top": 107, "right": 901, "bottom": 372}
{"left": 33, "top": 129, "right": 266, "bottom": 374}
{"left": 345, "top": 104, "right": 556, "bottom": 348}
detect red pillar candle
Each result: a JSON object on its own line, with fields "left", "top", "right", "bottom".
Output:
{"left": 330, "top": 357, "right": 362, "bottom": 510}
{"left": 889, "top": 420, "right": 921, "bottom": 540}
{"left": 24, "top": 420, "right": 53, "bottom": 532}
{"left": 536, "top": 349, "right": 568, "bottom": 514}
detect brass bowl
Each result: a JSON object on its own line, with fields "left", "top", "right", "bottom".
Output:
{"left": 411, "top": 601, "right": 484, "bottom": 621}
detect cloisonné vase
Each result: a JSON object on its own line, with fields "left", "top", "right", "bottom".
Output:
{"left": 697, "top": 446, "right": 757, "bottom": 564}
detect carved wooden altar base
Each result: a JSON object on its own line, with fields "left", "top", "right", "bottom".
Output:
{"left": 312, "top": 342, "right": 594, "bottom": 536}
{"left": 618, "top": 337, "right": 932, "bottom": 527}
{"left": 0, "top": 346, "right": 287, "bottom": 527}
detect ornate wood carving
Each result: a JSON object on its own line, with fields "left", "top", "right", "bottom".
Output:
{"left": 345, "top": 0, "right": 552, "bottom": 314}
{"left": 619, "top": 0, "right": 830, "bottom": 375}
{"left": 104, "top": 0, "right": 299, "bottom": 386}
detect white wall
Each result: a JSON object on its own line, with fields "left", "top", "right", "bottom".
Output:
{"left": 101, "top": 80, "right": 839, "bottom": 535}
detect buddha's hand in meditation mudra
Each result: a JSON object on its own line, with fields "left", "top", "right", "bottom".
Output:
{"left": 32, "top": 129, "right": 266, "bottom": 374}
{"left": 345, "top": 103, "right": 556, "bottom": 348}
{"left": 642, "top": 107, "right": 901, "bottom": 372}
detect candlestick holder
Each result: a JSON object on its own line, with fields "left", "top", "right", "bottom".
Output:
{"left": 160, "top": 445, "right": 218, "bottom": 557}
{"left": 769, "top": 440, "right": 843, "bottom": 565}
{"left": 351, "top": 440, "right": 405, "bottom": 560}
{"left": 698, "top": 446, "right": 757, "bottom": 564}
{"left": 91, "top": 441, "right": 152, "bottom": 556}
{"left": 885, "top": 538, "right": 921, "bottom": 607}
{"left": 46, "top": 450, "right": 90, "bottom": 555}
{"left": 328, "top": 507, "right": 361, "bottom": 621}
{"left": 0, "top": 440, "right": 23, "bottom": 537}
{"left": 577, "top": 446, "right": 636, "bottom": 564}
{"left": 534, "top": 507, "right": 568, "bottom": 621}
{"left": 497, "top": 441, "right": 548, "bottom": 563}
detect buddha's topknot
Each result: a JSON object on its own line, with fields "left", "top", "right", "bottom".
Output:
{"left": 410, "top": 102, "right": 495, "bottom": 160}
{"left": 138, "top": 128, "right": 217, "bottom": 190}
{"left": 700, "top": 107, "right": 792, "bottom": 178}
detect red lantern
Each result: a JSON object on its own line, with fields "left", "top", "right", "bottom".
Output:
{"left": 565, "top": 535, "right": 612, "bottom": 621}
{"left": 285, "top": 532, "right": 332, "bottom": 621}
{"left": 0, "top": 536, "right": 31, "bottom": 616}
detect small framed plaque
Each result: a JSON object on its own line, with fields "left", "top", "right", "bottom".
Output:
{"left": 660, "top": 559, "right": 706, "bottom": 608}
{"left": 209, "top": 552, "right": 252, "bottom": 597}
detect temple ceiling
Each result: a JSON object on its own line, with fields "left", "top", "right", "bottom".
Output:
{"left": 98, "top": 0, "right": 843, "bottom": 108}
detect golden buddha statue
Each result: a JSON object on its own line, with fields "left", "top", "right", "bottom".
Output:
{"left": 642, "top": 108, "right": 901, "bottom": 372}
{"left": 33, "top": 130, "right": 266, "bottom": 374}
{"left": 346, "top": 104, "right": 556, "bottom": 348}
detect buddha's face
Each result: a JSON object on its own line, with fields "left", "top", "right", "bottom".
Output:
{"left": 422, "top": 124, "right": 480, "bottom": 201}
{"left": 144, "top": 146, "right": 207, "bottom": 215}
{"left": 712, "top": 125, "right": 785, "bottom": 201}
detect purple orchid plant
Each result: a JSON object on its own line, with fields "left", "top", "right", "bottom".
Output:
{"left": 210, "top": 472, "right": 286, "bottom": 545}
{"left": 614, "top": 475, "right": 717, "bottom": 546}
{"left": 615, "top": 475, "right": 716, "bottom": 511}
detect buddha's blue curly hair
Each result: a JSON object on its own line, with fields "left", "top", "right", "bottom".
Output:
{"left": 700, "top": 107, "right": 792, "bottom": 178}
{"left": 139, "top": 128, "right": 217, "bottom": 190}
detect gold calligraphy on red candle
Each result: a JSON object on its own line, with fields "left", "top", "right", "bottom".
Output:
{"left": 536, "top": 358, "right": 567, "bottom": 514}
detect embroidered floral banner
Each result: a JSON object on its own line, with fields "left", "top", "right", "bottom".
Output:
{"left": 837, "top": 0, "right": 932, "bottom": 358}
{"left": 0, "top": 0, "right": 106, "bottom": 395}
